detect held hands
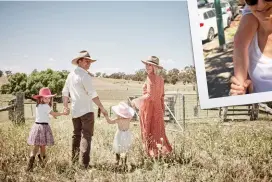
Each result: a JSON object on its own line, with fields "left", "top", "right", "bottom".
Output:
{"left": 63, "top": 107, "right": 70, "bottom": 115}
{"left": 131, "top": 100, "right": 136, "bottom": 109}
{"left": 105, "top": 115, "right": 111, "bottom": 123}
{"left": 229, "top": 76, "right": 252, "bottom": 95}
{"left": 131, "top": 98, "right": 142, "bottom": 109}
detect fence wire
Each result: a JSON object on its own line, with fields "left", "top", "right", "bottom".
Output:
{"left": 164, "top": 93, "right": 219, "bottom": 122}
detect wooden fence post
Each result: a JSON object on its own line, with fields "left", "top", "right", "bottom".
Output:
{"left": 15, "top": 92, "right": 25, "bottom": 124}
{"left": 97, "top": 108, "right": 101, "bottom": 118}
{"left": 182, "top": 95, "right": 186, "bottom": 129}
{"left": 53, "top": 102, "right": 57, "bottom": 112}
{"left": 168, "top": 97, "right": 175, "bottom": 122}
{"left": 8, "top": 99, "right": 15, "bottom": 122}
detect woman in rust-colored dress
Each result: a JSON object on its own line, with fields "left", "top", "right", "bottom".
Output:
{"left": 132, "top": 56, "right": 172, "bottom": 157}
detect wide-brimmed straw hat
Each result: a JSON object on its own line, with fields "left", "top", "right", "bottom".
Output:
{"left": 112, "top": 102, "right": 135, "bottom": 119}
{"left": 71, "top": 50, "right": 97, "bottom": 65}
{"left": 141, "top": 56, "right": 163, "bottom": 69}
{"left": 32, "top": 87, "right": 56, "bottom": 100}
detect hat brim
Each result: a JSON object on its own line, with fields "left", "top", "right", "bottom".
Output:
{"left": 141, "top": 60, "right": 163, "bottom": 69}
{"left": 112, "top": 105, "right": 135, "bottom": 119}
{"left": 32, "top": 94, "right": 56, "bottom": 100}
{"left": 72, "top": 57, "right": 97, "bottom": 65}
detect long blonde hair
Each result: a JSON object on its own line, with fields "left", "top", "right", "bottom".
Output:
{"left": 147, "top": 64, "right": 161, "bottom": 75}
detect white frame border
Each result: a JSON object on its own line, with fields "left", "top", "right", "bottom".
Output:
{"left": 187, "top": 0, "right": 272, "bottom": 109}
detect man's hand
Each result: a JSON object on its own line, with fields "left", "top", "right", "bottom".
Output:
{"left": 230, "top": 76, "right": 252, "bottom": 95}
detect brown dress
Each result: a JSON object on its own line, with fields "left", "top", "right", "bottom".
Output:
{"left": 139, "top": 73, "right": 172, "bottom": 157}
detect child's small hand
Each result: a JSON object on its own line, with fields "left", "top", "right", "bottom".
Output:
{"left": 63, "top": 107, "right": 70, "bottom": 115}
{"left": 105, "top": 116, "right": 111, "bottom": 123}
{"left": 131, "top": 100, "right": 136, "bottom": 109}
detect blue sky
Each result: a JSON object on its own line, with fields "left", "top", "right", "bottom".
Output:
{"left": 0, "top": 1, "right": 194, "bottom": 75}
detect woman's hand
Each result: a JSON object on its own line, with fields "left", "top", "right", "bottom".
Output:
{"left": 131, "top": 100, "right": 136, "bottom": 109}
{"left": 229, "top": 76, "right": 252, "bottom": 95}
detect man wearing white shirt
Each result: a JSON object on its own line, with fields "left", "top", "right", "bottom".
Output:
{"left": 62, "top": 50, "right": 108, "bottom": 169}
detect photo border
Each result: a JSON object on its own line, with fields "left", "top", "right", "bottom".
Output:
{"left": 187, "top": 0, "right": 272, "bottom": 109}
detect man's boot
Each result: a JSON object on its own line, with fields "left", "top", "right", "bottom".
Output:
{"left": 115, "top": 154, "right": 120, "bottom": 165}
{"left": 26, "top": 156, "right": 35, "bottom": 172}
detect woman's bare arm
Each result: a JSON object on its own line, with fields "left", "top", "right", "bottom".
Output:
{"left": 233, "top": 14, "right": 258, "bottom": 87}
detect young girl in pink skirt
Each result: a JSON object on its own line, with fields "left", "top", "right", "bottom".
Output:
{"left": 26, "top": 87, "right": 69, "bottom": 172}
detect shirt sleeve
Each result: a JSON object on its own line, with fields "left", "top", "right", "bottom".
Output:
{"left": 242, "top": 4, "right": 251, "bottom": 16}
{"left": 62, "top": 75, "right": 70, "bottom": 97}
{"left": 82, "top": 74, "right": 98, "bottom": 99}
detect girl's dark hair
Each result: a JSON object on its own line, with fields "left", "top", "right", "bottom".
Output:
{"left": 36, "top": 97, "right": 53, "bottom": 107}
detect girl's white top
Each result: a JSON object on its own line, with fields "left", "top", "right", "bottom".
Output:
{"left": 35, "top": 104, "right": 52, "bottom": 123}
{"left": 248, "top": 33, "right": 272, "bottom": 93}
{"left": 242, "top": 4, "right": 251, "bottom": 15}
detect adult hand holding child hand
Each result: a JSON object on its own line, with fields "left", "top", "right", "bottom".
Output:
{"left": 63, "top": 107, "right": 70, "bottom": 115}
{"left": 229, "top": 76, "right": 252, "bottom": 95}
{"left": 131, "top": 100, "right": 136, "bottom": 109}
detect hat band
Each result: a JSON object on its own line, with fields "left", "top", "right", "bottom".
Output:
{"left": 147, "top": 60, "right": 159, "bottom": 65}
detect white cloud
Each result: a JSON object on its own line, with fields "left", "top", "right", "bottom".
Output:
{"left": 48, "top": 58, "right": 56, "bottom": 62}
{"left": 160, "top": 59, "right": 175, "bottom": 64}
{"left": 23, "top": 55, "right": 29, "bottom": 59}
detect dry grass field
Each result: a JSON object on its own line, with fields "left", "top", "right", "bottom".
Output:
{"left": 1, "top": 116, "right": 272, "bottom": 182}
{"left": 1, "top": 77, "right": 272, "bottom": 181}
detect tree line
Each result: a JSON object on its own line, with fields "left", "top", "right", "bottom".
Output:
{"left": 94, "top": 66, "right": 196, "bottom": 85}
{"left": 0, "top": 66, "right": 196, "bottom": 97}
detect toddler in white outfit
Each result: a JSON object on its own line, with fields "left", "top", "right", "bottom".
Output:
{"left": 106, "top": 102, "right": 135, "bottom": 166}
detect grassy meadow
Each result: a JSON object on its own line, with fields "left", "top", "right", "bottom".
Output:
{"left": 2, "top": 116, "right": 272, "bottom": 182}
{"left": 1, "top": 78, "right": 272, "bottom": 181}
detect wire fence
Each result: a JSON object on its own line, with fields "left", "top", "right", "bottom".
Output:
{"left": 163, "top": 93, "right": 220, "bottom": 122}
{"left": 0, "top": 92, "right": 222, "bottom": 124}
{"left": 126, "top": 93, "right": 220, "bottom": 123}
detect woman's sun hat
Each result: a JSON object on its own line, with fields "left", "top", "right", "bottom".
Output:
{"left": 141, "top": 56, "right": 163, "bottom": 69}
{"left": 32, "top": 87, "right": 56, "bottom": 100}
{"left": 112, "top": 102, "right": 135, "bottom": 119}
{"left": 71, "top": 50, "right": 97, "bottom": 65}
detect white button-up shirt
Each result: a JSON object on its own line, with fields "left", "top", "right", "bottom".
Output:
{"left": 62, "top": 66, "right": 98, "bottom": 118}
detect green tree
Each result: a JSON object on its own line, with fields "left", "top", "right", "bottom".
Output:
{"left": 170, "top": 75, "right": 179, "bottom": 85}
{"left": 133, "top": 69, "right": 147, "bottom": 81}
{"left": 102, "top": 73, "right": 107, "bottom": 78}
{"left": 95, "top": 72, "right": 102, "bottom": 77}
{"left": 0, "top": 70, "right": 3, "bottom": 77}
{"left": 158, "top": 69, "right": 169, "bottom": 83}
{"left": 179, "top": 66, "right": 196, "bottom": 85}
{"left": 167, "top": 68, "right": 180, "bottom": 85}
{"left": 1, "top": 69, "right": 69, "bottom": 97}
{"left": 1, "top": 73, "right": 27, "bottom": 94}
{"left": 5, "top": 70, "right": 12, "bottom": 77}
